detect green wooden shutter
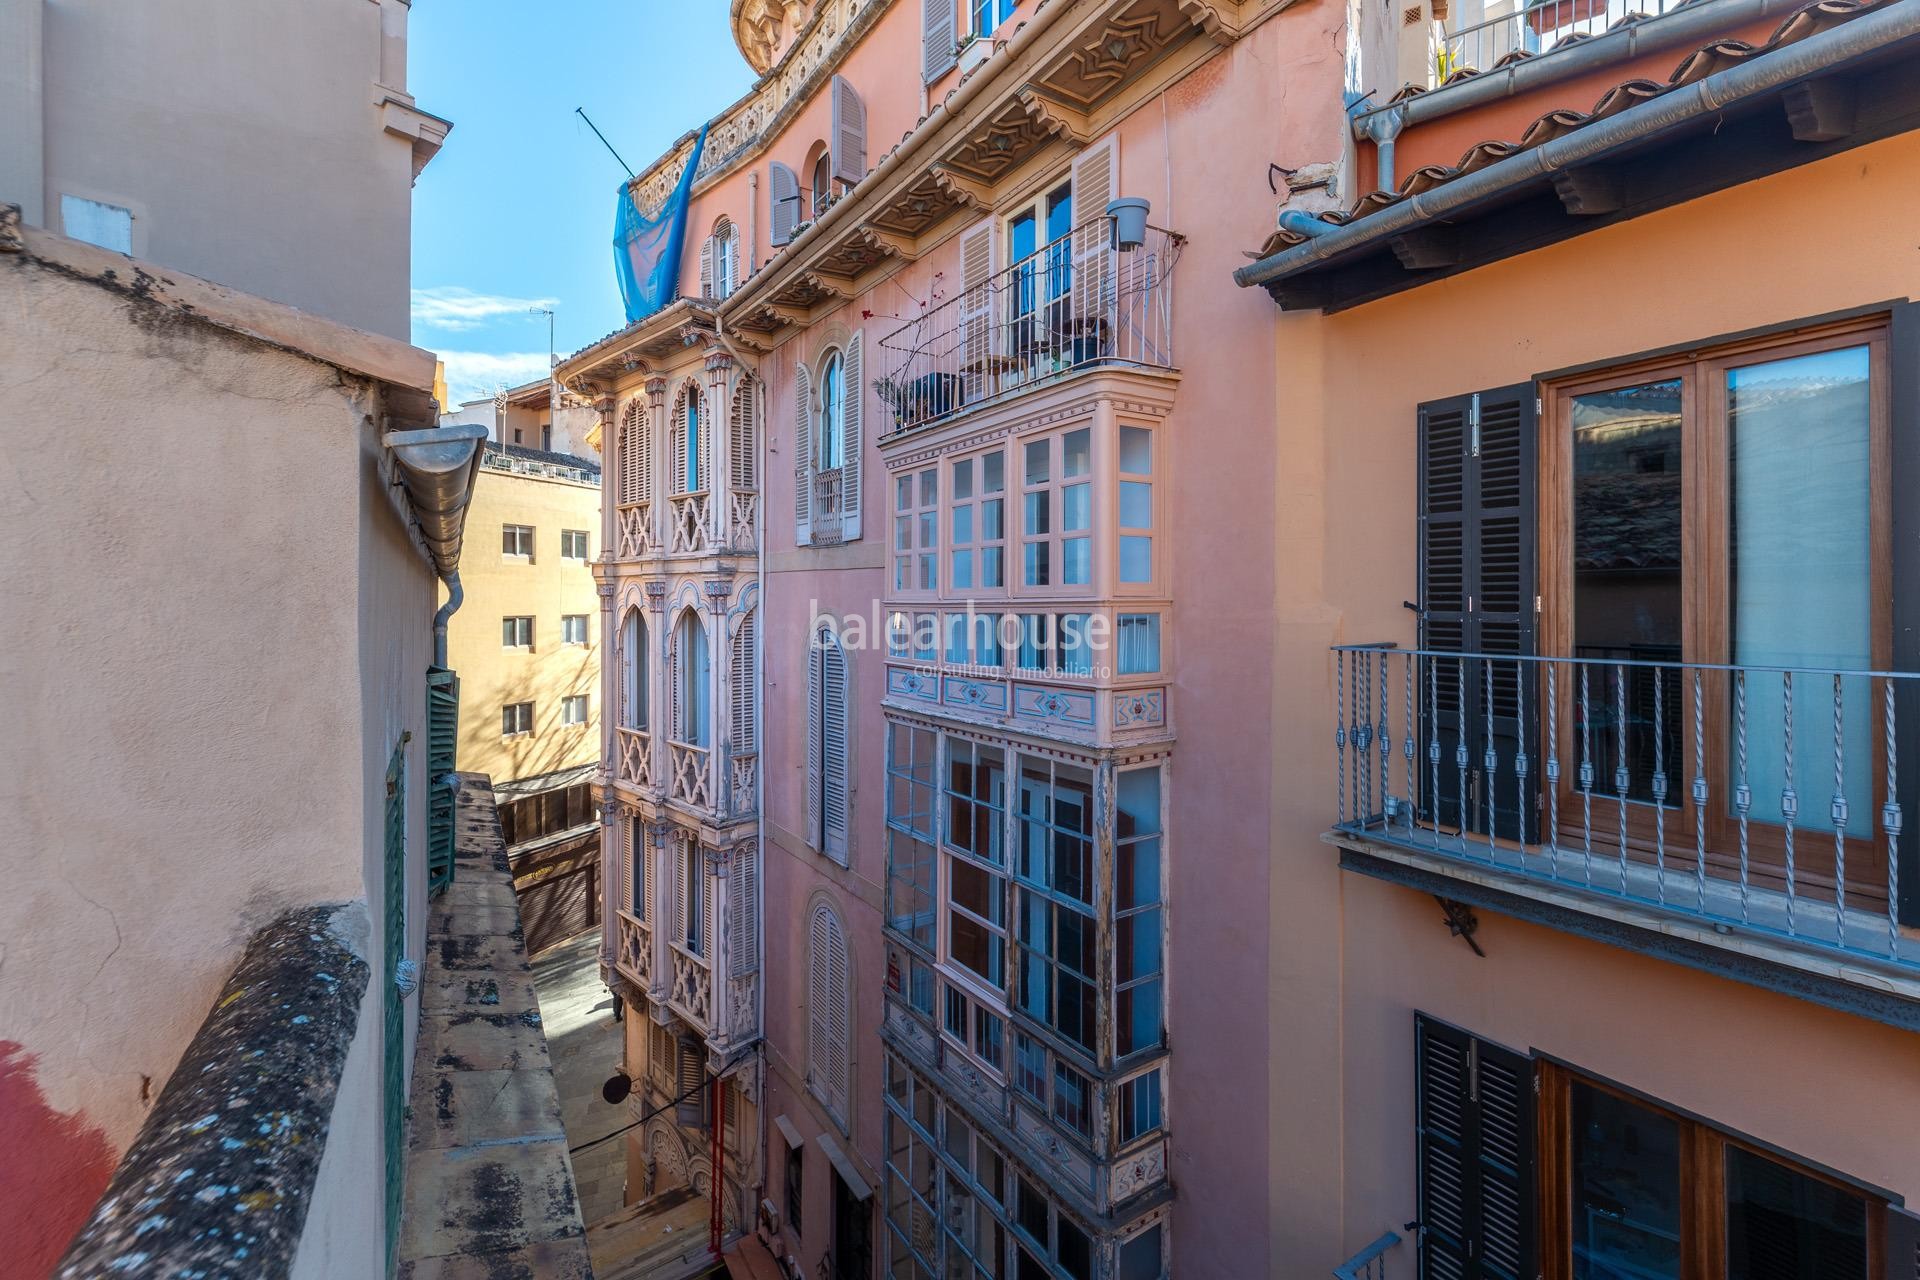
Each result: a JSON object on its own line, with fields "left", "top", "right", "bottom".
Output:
{"left": 383, "top": 741, "right": 408, "bottom": 1266}
{"left": 1418, "top": 386, "right": 1538, "bottom": 841}
{"left": 426, "top": 667, "right": 459, "bottom": 896}
{"left": 1416, "top": 1013, "right": 1535, "bottom": 1280}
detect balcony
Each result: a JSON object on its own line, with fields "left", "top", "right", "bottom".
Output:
{"left": 1327, "top": 646, "right": 1920, "bottom": 1019}
{"left": 616, "top": 500, "right": 655, "bottom": 559}
{"left": 877, "top": 217, "right": 1180, "bottom": 434}
{"left": 669, "top": 739, "right": 714, "bottom": 809}
{"left": 1436, "top": 0, "right": 1689, "bottom": 85}
{"left": 669, "top": 489, "right": 711, "bottom": 555}
{"left": 616, "top": 726, "right": 654, "bottom": 791}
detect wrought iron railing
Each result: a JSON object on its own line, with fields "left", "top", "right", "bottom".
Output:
{"left": 1334, "top": 1230, "right": 1404, "bottom": 1280}
{"left": 878, "top": 216, "right": 1180, "bottom": 433}
{"left": 1330, "top": 645, "right": 1920, "bottom": 969}
{"left": 1436, "top": 0, "right": 1688, "bottom": 83}
{"left": 480, "top": 448, "right": 600, "bottom": 486}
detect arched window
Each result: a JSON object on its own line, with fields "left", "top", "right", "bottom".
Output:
{"left": 620, "top": 608, "right": 649, "bottom": 731}
{"left": 673, "top": 384, "right": 702, "bottom": 494}
{"left": 704, "top": 217, "right": 738, "bottom": 301}
{"left": 817, "top": 350, "right": 845, "bottom": 471}
{"left": 807, "top": 899, "right": 850, "bottom": 1123}
{"left": 806, "top": 622, "right": 849, "bottom": 862}
{"left": 811, "top": 152, "right": 832, "bottom": 219}
{"left": 673, "top": 610, "right": 710, "bottom": 747}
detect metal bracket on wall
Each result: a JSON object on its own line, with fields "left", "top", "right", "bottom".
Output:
{"left": 1434, "top": 895, "right": 1485, "bottom": 957}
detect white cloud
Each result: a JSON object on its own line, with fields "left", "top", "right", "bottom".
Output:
{"left": 411, "top": 286, "right": 558, "bottom": 332}
{"left": 434, "top": 350, "right": 553, "bottom": 405}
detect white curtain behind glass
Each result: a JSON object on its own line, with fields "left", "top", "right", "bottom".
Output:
{"left": 1729, "top": 345, "right": 1871, "bottom": 834}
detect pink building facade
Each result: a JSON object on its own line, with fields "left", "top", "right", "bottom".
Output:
{"left": 563, "top": 0, "right": 1347, "bottom": 1273}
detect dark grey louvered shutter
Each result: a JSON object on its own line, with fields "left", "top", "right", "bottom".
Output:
{"left": 831, "top": 76, "right": 867, "bottom": 186}
{"left": 1418, "top": 385, "right": 1537, "bottom": 841}
{"left": 1416, "top": 1013, "right": 1535, "bottom": 1280}
{"left": 1885, "top": 1203, "right": 1920, "bottom": 1280}
{"left": 770, "top": 162, "right": 801, "bottom": 246}
{"left": 1890, "top": 303, "right": 1920, "bottom": 931}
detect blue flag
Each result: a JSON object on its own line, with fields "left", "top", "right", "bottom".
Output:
{"left": 614, "top": 124, "right": 708, "bottom": 324}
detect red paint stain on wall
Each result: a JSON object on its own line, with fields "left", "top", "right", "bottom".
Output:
{"left": 0, "top": 1042, "right": 119, "bottom": 1280}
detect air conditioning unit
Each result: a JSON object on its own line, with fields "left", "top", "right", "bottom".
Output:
{"left": 758, "top": 1197, "right": 781, "bottom": 1237}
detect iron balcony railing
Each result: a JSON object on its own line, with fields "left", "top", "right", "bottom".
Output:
{"left": 1436, "top": 0, "right": 1688, "bottom": 83}
{"left": 1330, "top": 645, "right": 1920, "bottom": 970}
{"left": 878, "top": 215, "right": 1181, "bottom": 433}
{"left": 1334, "top": 1231, "right": 1404, "bottom": 1280}
{"left": 480, "top": 447, "right": 600, "bottom": 486}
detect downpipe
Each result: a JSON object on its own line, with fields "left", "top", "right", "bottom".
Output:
{"left": 434, "top": 571, "right": 462, "bottom": 668}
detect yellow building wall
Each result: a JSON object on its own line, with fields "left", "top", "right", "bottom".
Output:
{"left": 442, "top": 462, "right": 602, "bottom": 785}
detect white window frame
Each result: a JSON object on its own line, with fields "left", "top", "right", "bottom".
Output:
{"left": 892, "top": 463, "right": 939, "bottom": 594}
{"left": 502, "top": 615, "right": 534, "bottom": 650}
{"left": 561, "top": 614, "right": 589, "bottom": 646}
{"left": 502, "top": 523, "right": 535, "bottom": 559}
{"left": 948, "top": 448, "right": 1007, "bottom": 594}
{"left": 561, "top": 528, "right": 590, "bottom": 560}
{"left": 561, "top": 694, "right": 589, "bottom": 726}
{"left": 502, "top": 701, "right": 534, "bottom": 737}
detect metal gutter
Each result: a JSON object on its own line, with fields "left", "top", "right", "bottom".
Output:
{"left": 383, "top": 424, "right": 487, "bottom": 649}
{"left": 1350, "top": 0, "right": 1804, "bottom": 142}
{"left": 1237, "top": 0, "right": 1920, "bottom": 291}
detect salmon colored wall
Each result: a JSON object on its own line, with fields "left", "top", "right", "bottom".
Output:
{"left": 1267, "top": 131, "right": 1920, "bottom": 1270}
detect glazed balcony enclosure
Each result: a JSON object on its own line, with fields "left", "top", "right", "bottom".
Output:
{"left": 1327, "top": 645, "right": 1920, "bottom": 1017}
{"left": 877, "top": 215, "right": 1179, "bottom": 435}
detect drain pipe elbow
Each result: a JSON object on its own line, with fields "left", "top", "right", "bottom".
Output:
{"left": 1366, "top": 107, "right": 1405, "bottom": 193}
{"left": 434, "top": 572, "right": 463, "bottom": 668}
{"left": 1278, "top": 208, "right": 1341, "bottom": 240}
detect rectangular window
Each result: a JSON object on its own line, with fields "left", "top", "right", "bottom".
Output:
{"left": 1015, "top": 756, "right": 1097, "bottom": 1055}
{"left": 502, "top": 702, "right": 534, "bottom": 736}
{"left": 1050, "top": 1060, "right": 1091, "bottom": 1140}
{"left": 1118, "top": 425, "right": 1153, "bottom": 584}
{"left": 894, "top": 466, "right": 939, "bottom": 592}
{"left": 1014, "top": 1032, "right": 1047, "bottom": 1105}
{"left": 562, "top": 694, "right": 588, "bottom": 726}
{"left": 562, "top": 614, "right": 589, "bottom": 646}
{"left": 629, "top": 819, "right": 647, "bottom": 920}
{"left": 1117, "top": 613, "right": 1161, "bottom": 674}
{"left": 561, "top": 528, "right": 590, "bottom": 560}
{"left": 681, "top": 839, "right": 704, "bottom": 955}
{"left": 884, "top": 724, "right": 939, "bottom": 953}
{"left": 502, "top": 616, "right": 534, "bottom": 649}
{"left": 1114, "top": 766, "right": 1163, "bottom": 1057}
{"left": 502, "top": 524, "right": 534, "bottom": 558}
{"left": 949, "top": 450, "right": 1006, "bottom": 592}
{"left": 785, "top": 1138, "right": 803, "bottom": 1236}
{"left": 971, "top": 0, "right": 1016, "bottom": 37}
{"left": 1118, "top": 1070, "right": 1163, "bottom": 1145}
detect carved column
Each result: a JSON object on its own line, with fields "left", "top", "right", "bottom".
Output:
{"left": 598, "top": 577, "right": 619, "bottom": 968}
{"left": 707, "top": 843, "right": 732, "bottom": 1058}
{"left": 704, "top": 573, "right": 737, "bottom": 815}
{"left": 648, "top": 818, "right": 674, "bottom": 1012}
{"left": 645, "top": 579, "right": 668, "bottom": 790}
{"left": 645, "top": 376, "right": 669, "bottom": 552}
{"left": 704, "top": 351, "right": 734, "bottom": 545}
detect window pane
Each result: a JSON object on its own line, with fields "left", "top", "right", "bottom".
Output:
{"left": 983, "top": 452, "right": 1005, "bottom": 493}
{"left": 1729, "top": 346, "right": 1873, "bottom": 833}
{"left": 1725, "top": 1145, "right": 1867, "bottom": 1280}
{"left": 1025, "top": 439, "right": 1049, "bottom": 484}
{"left": 982, "top": 497, "right": 1004, "bottom": 541}
{"left": 953, "top": 504, "right": 975, "bottom": 545}
{"left": 1024, "top": 542, "right": 1050, "bottom": 587}
{"left": 1118, "top": 614, "right": 1160, "bottom": 674}
{"left": 952, "top": 550, "right": 975, "bottom": 591}
{"left": 1063, "top": 482, "right": 1090, "bottom": 532}
{"left": 1063, "top": 428, "right": 1090, "bottom": 478}
{"left": 982, "top": 547, "right": 1004, "bottom": 588}
{"left": 897, "top": 474, "right": 913, "bottom": 511}
{"left": 1119, "top": 480, "right": 1151, "bottom": 529}
{"left": 920, "top": 468, "right": 938, "bottom": 506}
{"left": 1572, "top": 379, "right": 1683, "bottom": 806}
{"left": 1119, "top": 426, "right": 1152, "bottom": 474}
{"left": 1570, "top": 1082, "right": 1681, "bottom": 1280}
{"left": 1118, "top": 1227, "right": 1162, "bottom": 1280}
{"left": 1024, "top": 491, "right": 1050, "bottom": 536}
{"left": 1119, "top": 535, "right": 1151, "bottom": 583}
{"left": 1062, "top": 538, "right": 1090, "bottom": 585}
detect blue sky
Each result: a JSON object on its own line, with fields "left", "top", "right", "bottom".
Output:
{"left": 408, "top": 2, "right": 756, "bottom": 404}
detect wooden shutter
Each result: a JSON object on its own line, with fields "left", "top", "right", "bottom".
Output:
{"left": 731, "top": 608, "right": 758, "bottom": 755}
{"left": 672, "top": 388, "right": 691, "bottom": 494}
{"left": 1416, "top": 1013, "right": 1535, "bottom": 1280}
{"left": 676, "top": 1036, "right": 707, "bottom": 1127}
{"left": 1417, "top": 385, "right": 1537, "bottom": 840}
{"left": 669, "top": 616, "right": 683, "bottom": 742}
{"left": 731, "top": 379, "right": 757, "bottom": 492}
{"left": 957, "top": 218, "right": 996, "bottom": 405}
{"left": 794, "top": 360, "right": 813, "bottom": 544}
{"left": 842, "top": 331, "right": 863, "bottom": 540}
{"left": 822, "top": 635, "right": 850, "bottom": 864}
{"left": 729, "top": 841, "right": 759, "bottom": 978}
{"left": 831, "top": 76, "right": 867, "bottom": 185}
{"left": 620, "top": 400, "right": 650, "bottom": 507}
{"left": 700, "top": 234, "right": 715, "bottom": 299}
{"left": 1886, "top": 1204, "right": 1920, "bottom": 1280}
{"left": 922, "top": 0, "right": 957, "bottom": 82}
{"left": 809, "top": 904, "right": 850, "bottom": 1121}
{"left": 807, "top": 629, "right": 825, "bottom": 850}
{"left": 770, "top": 162, "right": 801, "bottom": 246}
{"left": 1070, "top": 138, "right": 1117, "bottom": 328}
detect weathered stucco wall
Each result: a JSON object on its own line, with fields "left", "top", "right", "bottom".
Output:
{"left": 1268, "top": 130, "right": 1920, "bottom": 1269}
{"left": 6, "top": 0, "right": 423, "bottom": 338}
{"left": 0, "top": 241, "right": 434, "bottom": 1270}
